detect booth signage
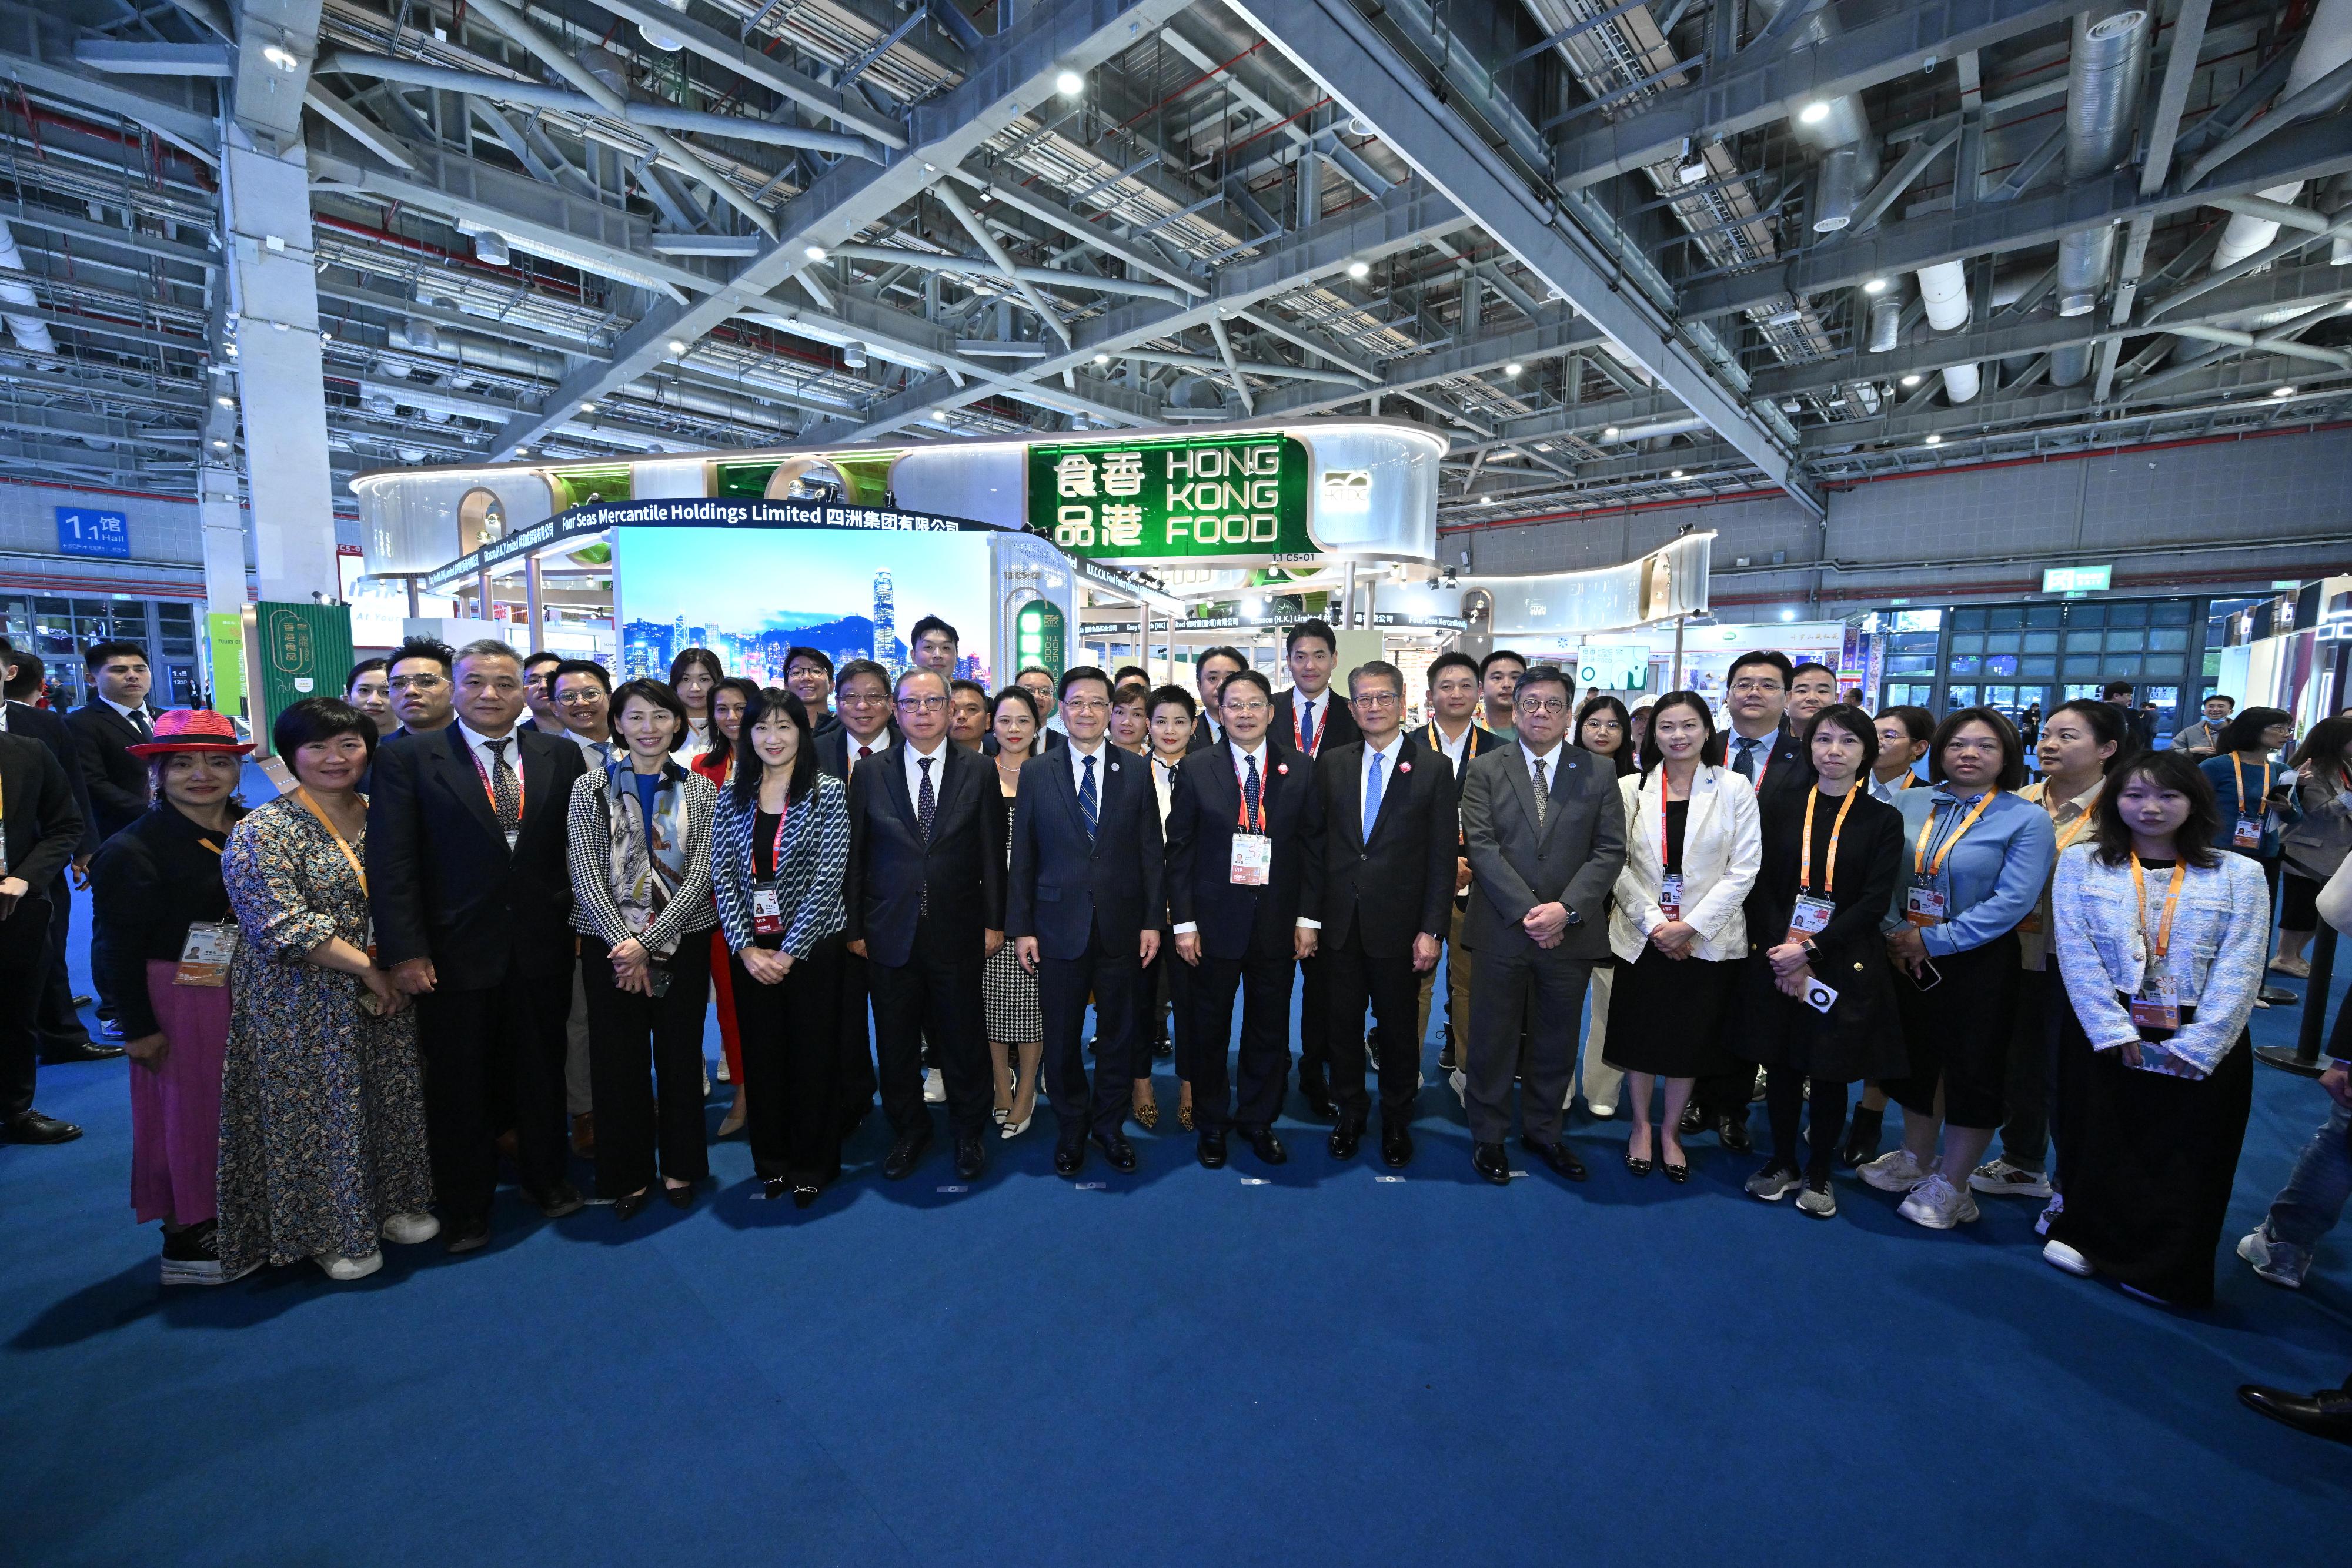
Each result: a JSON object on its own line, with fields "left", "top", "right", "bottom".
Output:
{"left": 56, "top": 506, "right": 130, "bottom": 559}
{"left": 423, "top": 497, "right": 990, "bottom": 593}
{"left": 1031, "top": 434, "right": 1312, "bottom": 562}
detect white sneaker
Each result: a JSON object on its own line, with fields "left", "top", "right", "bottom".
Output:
{"left": 316, "top": 1249, "right": 383, "bottom": 1282}
{"left": 1969, "top": 1158, "right": 2053, "bottom": 1199}
{"left": 379, "top": 1212, "right": 441, "bottom": 1246}
{"left": 2042, "top": 1239, "right": 2094, "bottom": 1276}
{"left": 1897, "top": 1172, "right": 1980, "bottom": 1229}
{"left": 1588, "top": 1103, "right": 1616, "bottom": 1119}
{"left": 2237, "top": 1229, "right": 2306, "bottom": 1289}
{"left": 1859, "top": 1148, "right": 1932, "bottom": 1193}
{"left": 923, "top": 1068, "right": 947, "bottom": 1104}
{"left": 714, "top": 1057, "right": 731, "bottom": 1083}
{"left": 1448, "top": 1068, "right": 1466, "bottom": 1106}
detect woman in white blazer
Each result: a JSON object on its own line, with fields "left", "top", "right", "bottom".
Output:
{"left": 1602, "top": 690, "right": 1762, "bottom": 1181}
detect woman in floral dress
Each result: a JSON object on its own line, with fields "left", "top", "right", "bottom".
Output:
{"left": 216, "top": 698, "right": 435, "bottom": 1282}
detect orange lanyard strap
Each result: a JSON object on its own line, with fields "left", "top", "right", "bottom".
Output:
{"left": 469, "top": 738, "right": 525, "bottom": 823}
{"left": 1234, "top": 753, "right": 1265, "bottom": 834}
{"left": 196, "top": 837, "right": 224, "bottom": 857}
{"left": 2129, "top": 852, "right": 2186, "bottom": 961}
{"left": 1913, "top": 788, "right": 1999, "bottom": 879}
{"left": 292, "top": 788, "right": 368, "bottom": 898}
{"left": 2231, "top": 753, "right": 2270, "bottom": 816}
{"left": 769, "top": 796, "right": 790, "bottom": 865}
{"left": 1656, "top": 767, "right": 1674, "bottom": 870}
{"left": 1800, "top": 785, "right": 1859, "bottom": 896}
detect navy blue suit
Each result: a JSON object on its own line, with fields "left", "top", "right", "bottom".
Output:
{"left": 1005, "top": 744, "right": 1163, "bottom": 1145}
{"left": 8, "top": 701, "right": 98, "bottom": 1054}
{"left": 1164, "top": 740, "right": 1324, "bottom": 1131}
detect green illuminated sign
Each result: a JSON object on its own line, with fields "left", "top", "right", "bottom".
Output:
{"left": 1028, "top": 434, "right": 1313, "bottom": 561}
{"left": 2040, "top": 564, "right": 2112, "bottom": 594}
{"left": 1014, "top": 599, "right": 1066, "bottom": 677}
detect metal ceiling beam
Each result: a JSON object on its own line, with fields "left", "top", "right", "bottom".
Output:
{"left": 1682, "top": 112, "right": 2352, "bottom": 319}
{"left": 486, "top": 0, "right": 1204, "bottom": 456}
{"left": 1252, "top": 306, "right": 1601, "bottom": 418}
{"left": 228, "top": 0, "right": 321, "bottom": 149}
{"left": 0, "top": 4, "right": 220, "bottom": 161}
{"left": 1549, "top": 0, "right": 2100, "bottom": 189}
{"left": 1232, "top": 0, "right": 1819, "bottom": 514}
{"left": 584, "top": 0, "right": 911, "bottom": 149}
{"left": 947, "top": 170, "right": 1209, "bottom": 297}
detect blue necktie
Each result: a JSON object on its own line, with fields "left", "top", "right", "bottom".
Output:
{"left": 1363, "top": 748, "right": 1384, "bottom": 841}
{"left": 1078, "top": 753, "right": 1098, "bottom": 841}
{"left": 1299, "top": 697, "right": 1317, "bottom": 754}
{"left": 1243, "top": 752, "right": 1262, "bottom": 831}
{"left": 1733, "top": 735, "right": 1762, "bottom": 780}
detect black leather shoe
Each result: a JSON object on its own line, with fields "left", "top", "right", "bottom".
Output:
{"left": 536, "top": 1181, "right": 587, "bottom": 1219}
{"left": 2238, "top": 1382, "right": 2352, "bottom": 1445}
{"left": 1714, "top": 1112, "right": 1753, "bottom": 1154}
{"left": 763, "top": 1177, "right": 790, "bottom": 1202}
{"left": 1472, "top": 1141, "right": 1512, "bottom": 1185}
{"left": 1197, "top": 1128, "right": 1228, "bottom": 1169}
{"left": 443, "top": 1217, "right": 490, "bottom": 1253}
{"left": 791, "top": 1185, "right": 820, "bottom": 1209}
{"left": 1243, "top": 1125, "right": 1287, "bottom": 1165}
{"left": 4, "top": 1110, "right": 82, "bottom": 1144}
{"left": 98, "top": 1017, "right": 126, "bottom": 1042}
{"left": 1093, "top": 1132, "right": 1137, "bottom": 1172}
{"left": 1839, "top": 1104, "right": 1884, "bottom": 1169}
{"left": 1054, "top": 1142, "right": 1085, "bottom": 1177}
{"left": 38, "top": 1039, "right": 124, "bottom": 1064}
{"left": 1522, "top": 1135, "right": 1588, "bottom": 1181}
{"left": 1298, "top": 1072, "right": 1337, "bottom": 1121}
{"left": 1678, "top": 1099, "right": 1705, "bottom": 1135}
{"left": 1327, "top": 1125, "right": 1361, "bottom": 1161}
{"left": 613, "top": 1190, "right": 652, "bottom": 1221}
{"left": 662, "top": 1182, "right": 694, "bottom": 1209}
{"left": 881, "top": 1130, "right": 931, "bottom": 1181}
{"left": 954, "top": 1131, "right": 987, "bottom": 1180}
{"left": 1381, "top": 1124, "right": 1413, "bottom": 1168}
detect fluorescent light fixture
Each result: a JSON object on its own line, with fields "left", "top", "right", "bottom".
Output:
{"left": 1345, "top": 260, "right": 1371, "bottom": 280}
{"left": 1799, "top": 101, "right": 1832, "bottom": 125}
{"left": 1862, "top": 276, "right": 1889, "bottom": 295}
{"left": 1504, "top": 362, "right": 1523, "bottom": 376}
{"left": 1055, "top": 69, "right": 1084, "bottom": 96}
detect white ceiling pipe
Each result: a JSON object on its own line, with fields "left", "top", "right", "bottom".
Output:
{"left": 0, "top": 219, "right": 56, "bottom": 355}
{"left": 1917, "top": 260, "right": 1979, "bottom": 403}
{"left": 2210, "top": 0, "right": 2352, "bottom": 270}
{"left": 2052, "top": 4, "right": 2153, "bottom": 386}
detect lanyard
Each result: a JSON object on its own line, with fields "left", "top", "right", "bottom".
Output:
{"left": 1653, "top": 767, "right": 1681, "bottom": 870}
{"left": 1913, "top": 788, "right": 1999, "bottom": 880}
{"left": 2231, "top": 753, "right": 2270, "bottom": 816}
{"left": 1800, "top": 785, "right": 1859, "bottom": 896}
{"left": 2129, "top": 852, "right": 2186, "bottom": 961}
{"left": 769, "top": 794, "right": 790, "bottom": 866}
{"left": 1234, "top": 751, "right": 1266, "bottom": 834}
{"left": 292, "top": 787, "right": 368, "bottom": 897}
{"left": 196, "top": 836, "right": 224, "bottom": 857}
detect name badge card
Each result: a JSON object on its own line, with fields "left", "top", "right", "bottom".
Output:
{"left": 1658, "top": 872, "right": 1685, "bottom": 921}
{"left": 1230, "top": 833, "right": 1272, "bottom": 887}
{"left": 751, "top": 882, "right": 784, "bottom": 936}
{"left": 2129, "top": 972, "right": 2182, "bottom": 1033}
{"left": 2233, "top": 815, "right": 2263, "bottom": 850}
{"left": 1788, "top": 895, "right": 1834, "bottom": 941}
{"left": 1905, "top": 878, "right": 1946, "bottom": 927}
{"left": 174, "top": 922, "right": 236, "bottom": 987}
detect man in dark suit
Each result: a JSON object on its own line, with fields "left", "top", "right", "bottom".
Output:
{"left": 813, "top": 658, "right": 896, "bottom": 784}
{"left": 0, "top": 728, "right": 88, "bottom": 1144}
{"left": 1165, "top": 669, "right": 1324, "bottom": 1169}
{"left": 1458, "top": 663, "right": 1625, "bottom": 1185}
{"left": 66, "top": 639, "right": 161, "bottom": 1040}
{"left": 843, "top": 666, "right": 1003, "bottom": 1182}
{"left": 1269, "top": 618, "right": 1358, "bottom": 1117}
{"left": 1, "top": 638, "right": 109, "bottom": 1063}
{"left": 784, "top": 646, "right": 838, "bottom": 736}
{"left": 1187, "top": 645, "right": 1247, "bottom": 753}
{"left": 369, "top": 638, "right": 589, "bottom": 1253}
{"left": 1007, "top": 667, "right": 1162, "bottom": 1177}
{"left": 1412, "top": 651, "right": 1504, "bottom": 1069}
{"left": 1692, "top": 648, "right": 1816, "bottom": 1151}
{"left": 1315, "top": 660, "right": 1456, "bottom": 1166}
{"left": 815, "top": 658, "right": 894, "bottom": 1129}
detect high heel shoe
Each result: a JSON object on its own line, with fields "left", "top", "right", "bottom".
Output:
{"left": 1000, "top": 1111, "right": 1033, "bottom": 1139}
{"left": 763, "top": 1176, "right": 789, "bottom": 1202}
{"left": 792, "top": 1185, "right": 819, "bottom": 1209}
{"left": 614, "top": 1189, "right": 652, "bottom": 1221}
{"left": 1177, "top": 1101, "right": 1195, "bottom": 1131}
{"left": 993, "top": 1106, "right": 1011, "bottom": 1125}
{"left": 1132, "top": 1098, "right": 1160, "bottom": 1131}
{"left": 716, "top": 1107, "right": 747, "bottom": 1139}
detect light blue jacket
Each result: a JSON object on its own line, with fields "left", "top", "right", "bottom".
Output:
{"left": 1880, "top": 785, "right": 2056, "bottom": 958}
{"left": 2050, "top": 844, "right": 2269, "bottom": 1076}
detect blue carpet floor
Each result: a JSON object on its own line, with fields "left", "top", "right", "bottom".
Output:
{"left": 5, "top": 928, "right": 2348, "bottom": 1565}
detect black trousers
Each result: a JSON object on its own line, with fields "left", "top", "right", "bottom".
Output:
{"left": 1323, "top": 923, "right": 1422, "bottom": 1130}
{"left": 1187, "top": 930, "right": 1294, "bottom": 1131}
{"left": 837, "top": 946, "right": 878, "bottom": 1128}
{"left": 1132, "top": 944, "right": 1170, "bottom": 1066}
{"left": 580, "top": 932, "right": 713, "bottom": 1198}
{"left": 36, "top": 876, "right": 91, "bottom": 1053}
{"left": 733, "top": 934, "right": 846, "bottom": 1185}
{"left": 416, "top": 966, "right": 572, "bottom": 1222}
{"left": 1040, "top": 930, "right": 1138, "bottom": 1144}
{"left": 869, "top": 921, "right": 990, "bottom": 1138}
{"left": 1766, "top": 1071, "right": 1848, "bottom": 1178}
{"left": 0, "top": 896, "right": 52, "bottom": 1119}
{"left": 1297, "top": 950, "right": 1328, "bottom": 1080}
{"left": 1465, "top": 941, "right": 1590, "bottom": 1146}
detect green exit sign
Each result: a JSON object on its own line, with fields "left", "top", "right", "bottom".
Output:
{"left": 2042, "top": 564, "right": 2113, "bottom": 594}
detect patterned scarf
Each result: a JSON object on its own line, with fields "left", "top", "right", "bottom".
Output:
{"left": 606, "top": 762, "right": 689, "bottom": 955}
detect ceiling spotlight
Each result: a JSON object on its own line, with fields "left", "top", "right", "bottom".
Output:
{"left": 513, "top": 447, "right": 530, "bottom": 457}
{"left": 211, "top": 437, "right": 229, "bottom": 448}
{"left": 261, "top": 42, "right": 300, "bottom": 72}
{"left": 579, "top": 402, "right": 597, "bottom": 414}
{"left": 1505, "top": 362, "right": 1524, "bottom": 376}
{"left": 1346, "top": 259, "right": 1371, "bottom": 280}
{"left": 1780, "top": 608, "right": 1798, "bottom": 622}
{"left": 319, "top": 329, "right": 333, "bottom": 342}
{"left": 1669, "top": 467, "right": 1685, "bottom": 479}
{"left": 215, "top": 394, "right": 234, "bottom": 408}
{"left": 1925, "top": 433, "right": 1943, "bottom": 445}
{"left": 1055, "top": 69, "right": 1084, "bottom": 96}
{"left": 2273, "top": 384, "right": 2298, "bottom": 397}
{"left": 667, "top": 338, "right": 689, "bottom": 355}
{"left": 1799, "top": 100, "right": 1832, "bottom": 125}
{"left": 1093, "top": 352, "right": 1110, "bottom": 365}
{"left": 1862, "top": 276, "right": 1889, "bottom": 295}
{"left": 804, "top": 244, "right": 828, "bottom": 262}
{"left": 1900, "top": 372, "right": 1922, "bottom": 387}
{"left": 1602, "top": 425, "right": 1620, "bottom": 440}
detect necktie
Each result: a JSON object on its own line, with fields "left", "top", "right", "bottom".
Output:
{"left": 1531, "top": 756, "right": 1548, "bottom": 830}
{"left": 484, "top": 737, "right": 522, "bottom": 836}
{"left": 1299, "top": 697, "right": 1317, "bottom": 754}
{"left": 1363, "top": 748, "right": 1385, "bottom": 841}
{"left": 858, "top": 743, "right": 873, "bottom": 762}
{"left": 592, "top": 740, "right": 612, "bottom": 768}
{"left": 1243, "top": 751, "right": 1262, "bottom": 833}
{"left": 1079, "top": 753, "right": 1098, "bottom": 841}
{"left": 916, "top": 755, "right": 936, "bottom": 843}
{"left": 131, "top": 708, "right": 151, "bottom": 738}
{"left": 1733, "top": 735, "right": 1761, "bottom": 780}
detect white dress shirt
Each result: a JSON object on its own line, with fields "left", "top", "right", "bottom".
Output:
{"left": 843, "top": 728, "right": 888, "bottom": 776}
{"left": 1359, "top": 733, "right": 1404, "bottom": 837}
{"left": 1429, "top": 720, "right": 1473, "bottom": 773}
{"left": 1065, "top": 736, "right": 1111, "bottom": 800}
{"left": 1172, "top": 738, "right": 1316, "bottom": 933}
{"left": 901, "top": 735, "right": 951, "bottom": 810}
{"left": 1148, "top": 751, "right": 1182, "bottom": 826}
{"left": 102, "top": 694, "right": 151, "bottom": 733}
{"left": 456, "top": 718, "right": 526, "bottom": 847}
{"left": 570, "top": 728, "right": 616, "bottom": 770}
{"left": 1291, "top": 688, "right": 1331, "bottom": 753}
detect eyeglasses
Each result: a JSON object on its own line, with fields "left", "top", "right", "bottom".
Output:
{"left": 1515, "top": 697, "right": 1569, "bottom": 717}
{"left": 1728, "top": 678, "right": 1785, "bottom": 695}
{"left": 1064, "top": 698, "right": 1110, "bottom": 715}
{"left": 840, "top": 691, "right": 890, "bottom": 707}
{"left": 1223, "top": 700, "right": 1269, "bottom": 717}
{"left": 555, "top": 691, "right": 604, "bottom": 707}
{"left": 897, "top": 696, "right": 947, "bottom": 713}
{"left": 1351, "top": 690, "right": 1402, "bottom": 707}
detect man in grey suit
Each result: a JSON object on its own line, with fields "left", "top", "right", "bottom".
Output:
{"left": 1457, "top": 663, "right": 1626, "bottom": 1186}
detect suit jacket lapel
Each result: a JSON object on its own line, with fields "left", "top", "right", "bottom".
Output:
{"left": 517, "top": 731, "right": 557, "bottom": 842}
{"left": 881, "top": 745, "right": 918, "bottom": 835}
{"left": 1365, "top": 740, "right": 1412, "bottom": 846}
{"left": 436, "top": 726, "right": 507, "bottom": 847}
{"left": 1537, "top": 748, "right": 1578, "bottom": 850}
{"left": 1683, "top": 763, "right": 1722, "bottom": 847}
{"left": 1502, "top": 745, "right": 1543, "bottom": 841}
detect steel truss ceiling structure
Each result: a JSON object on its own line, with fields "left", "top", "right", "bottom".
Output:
{"left": 4, "top": 0, "right": 2351, "bottom": 523}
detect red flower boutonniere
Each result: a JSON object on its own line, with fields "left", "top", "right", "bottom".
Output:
{"left": 1399, "top": 761, "right": 1413, "bottom": 774}
{"left": 1276, "top": 763, "right": 1289, "bottom": 775}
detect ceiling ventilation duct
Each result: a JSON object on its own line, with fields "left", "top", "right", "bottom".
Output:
{"left": 2050, "top": 5, "right": 2151, "bottom": 386}
{"left": 2210, "top": 0, "right": 2352, "bottom": 271}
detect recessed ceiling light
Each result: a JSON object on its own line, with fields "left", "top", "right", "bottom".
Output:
{"left": 804, "top": 245, "right": 828, "bottom": 262}
{"left": 215, "top": 394, "right": 233, "bottom": 408}
{"left": 1505, "top": 362, "right": 1523, "bottom": 376}
{"left": 1799, "top": 101, "right": 1832, "bottom": 125}
{"left": 1346, "top": 260, "right": 1371, "bottom": 280}
{"left": 579, "top": 402, "right": 597, "bottom": 413}
{"left": 211, "top": 437, "right": 229, "bottom": 447}
{"left": 1055, "top": 69, "right": 1084, "bottom": 95}
{"left": 1900, "top": 373, "right": 1922, "bottom": 387}
{"left": 2273, "top": 385, "right": 2297, "bottom": 397}
{"left": 1780, "top": 609, "right": 1798, "bottom": 622}
{"left": 1862, "top": 276, "right": 1889, "bottom": 295}
{"left": 513, "top": 447, "right": 530, "bottom": 457}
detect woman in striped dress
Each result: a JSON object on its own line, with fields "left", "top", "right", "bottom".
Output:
{"left": 982, "top": 687, "right": 1045, "bottom": 1138}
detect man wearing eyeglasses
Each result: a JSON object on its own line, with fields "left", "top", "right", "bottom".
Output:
{"left": 549, "top": 661, "right": 615, "bottom": 769}
{"left": 844, "top": 667, "right": 1003, "bottom": 1183}
{"left": 1457, "top": 665, "right": 1625, "bottom": 1185}
{"left": 816, "top": 659, "right": 894, "bottom": 1132}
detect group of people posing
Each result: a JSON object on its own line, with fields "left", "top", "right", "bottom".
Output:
{"left": 0, "top": 621, "right": 2343, "bottom": 1335}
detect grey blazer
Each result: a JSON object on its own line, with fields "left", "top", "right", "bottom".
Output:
{"left": 1458, "top": 741, "right": 1626, "bottom": 962}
